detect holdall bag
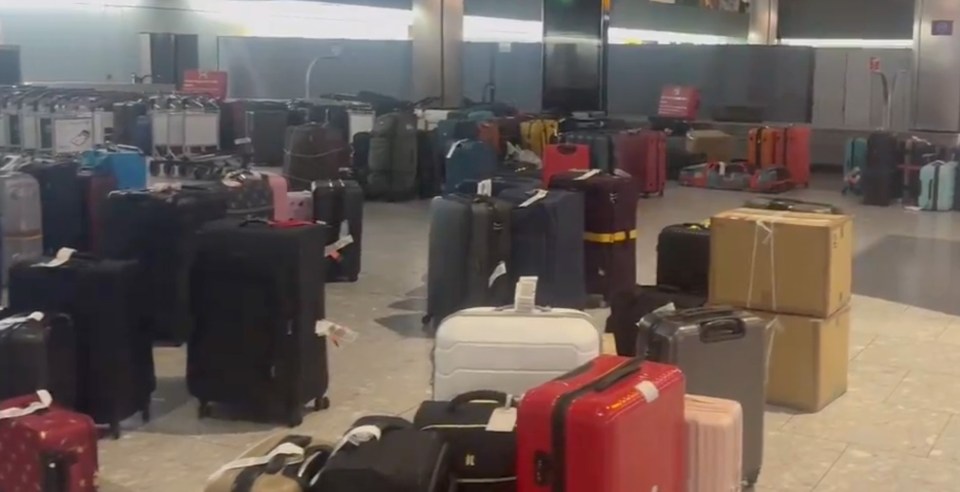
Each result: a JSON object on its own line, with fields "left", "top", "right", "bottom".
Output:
{"left": 605, "top": 285, "right": 706, "bottom": 357}
{"left": 0, "top": 312, "right": 76, "bottom": 407}
{"left": 0, "top": 390, "right": 99, "bottom": 492}
{"left": 433, "top": 277, "right": 600, "bottom": 400}
{"left": 542, "top": 143, "right": 590, "bottom": 186}
{"left": 283, "top": 123, "right": 350, "bottom": 191}
{"left": 444, "top": 139, "right": 498, "bottom": 194}
{"left": 520, "top": 118, "right": 559, "bottom": 157}
{"left": 367, "top": 112, "right": 419, "bottom": 201}
{"left": 656, "top": 222, "right": 711, "bottom": 295}
{"left": 615, "top": 129, "right": 666, "bottom": 197}
{"left": 76, "top": 169, "right": 117, "bottom": 253}
{"left": 686, "top": 395, "right": 744, "bottom": 492}
{"left": 516, "top": 355, "right": 686, "bottom": 492}
{"left": 313, "top": 179, "right": 364, "bottom": 282}
{"left": 413, "top": 390, "right": 517, "bottom": 491}
{"left": 17, "top": 159, "right": 83, "bottom": 254}
{"left": 919, "top": 160, "right": 958, "bottom": 211}
{"left": 0, "top": 171, "right": 43, "bottom": 285}
{"left": 205, "top": 434, "right": 334, "bottom": 492}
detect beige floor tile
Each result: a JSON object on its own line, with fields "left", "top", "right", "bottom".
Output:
{"left": 99, "top": 431, "right": 240, "bottom": 487}
{"left": 765, "top": 406, "right": 797, "bottom": 431}
{"left": 850, "top": 314, "right": 948, "bottom": 342}
{"left": 886, "top": 370, "right": 960, "bottom": 414}
{"left": 930, "top": 416, "right": 960, "bottom": 464}
{"left": 855, "top": 336, "right": 960, "bottom": 375}
{"left": 936, "top": 320, "right": 960, "bottom": 346}
{"left": 755, "top": 432, "right": 846, "bottom": 492}
{"left": 847, "top": 331, "right": 876, "bottom": 360}
{"left": 781, "top": 397, "right": 950, "bottom": 456}
{"left": 814, "top": 446, "right": 960, "bottom": 492}
{"left": 848, "top": 296, "right": 910, "bottom": 317}
{"left": 845, "top": 362, "right": 907, "bottom": 402}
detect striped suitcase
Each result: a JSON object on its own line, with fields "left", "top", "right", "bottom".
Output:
{"left": 686, "top": 395, "right": 743, "bottom": 492}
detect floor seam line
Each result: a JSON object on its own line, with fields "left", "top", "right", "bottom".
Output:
{"left": 809, "top": 442, "right": 849, "bottom": 492}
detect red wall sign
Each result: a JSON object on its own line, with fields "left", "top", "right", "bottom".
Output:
{"left": 658, "top": 85, "right": 701, "bottom": 120}
{"left": 181, "top": 70, "right": 228, "bottom": 99}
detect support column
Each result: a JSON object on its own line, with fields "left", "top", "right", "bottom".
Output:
{"left": 748, "top": 0, "right": 778, "bottom": 45}
{"left": 542, "top": 0, "right": 610, "bottom": 114}
{"left": 912, "top": 0, "right": 960, "bottom": 132}
{"left": 411, "top": 0, "right": 463, "bottom": 107}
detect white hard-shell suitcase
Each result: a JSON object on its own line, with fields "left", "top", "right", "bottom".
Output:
{"left": 432, "top": 277, "right": 601, "bottom": 400}
{"left": 686, "top": 395, "right": 743, "bottom": 492}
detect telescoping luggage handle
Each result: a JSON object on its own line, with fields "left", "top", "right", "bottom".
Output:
{"left": 0, "top": 390, "right": 53, "bottom": 420}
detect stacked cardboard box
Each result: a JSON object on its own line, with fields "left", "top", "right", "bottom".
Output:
{"left": 708, "top": 208, "right": 853, "bottom": 412}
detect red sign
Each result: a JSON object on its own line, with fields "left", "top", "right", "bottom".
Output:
{"left": 181, "top": 70, "right": 228, "bottom": 99}
{"left": 869, "top": 57, "right": 881, "bottom": 73}
{"left": 658, "top": 85, "right": 701, "bottom": 120}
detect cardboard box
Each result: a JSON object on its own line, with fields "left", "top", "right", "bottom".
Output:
{"left": 685, "top": 130, "right": 734, "bottom": 163}
{"left": 758, "top": 306, "right": 850, "bottom": 412}
{"left": 709, "top": 208, "right": 852, "bottom": 318}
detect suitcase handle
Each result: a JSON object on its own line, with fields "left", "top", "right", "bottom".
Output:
{"left": 448, "top": 391, "right": 513, "bottom": 410}
{"left": 592, "top": 358, "right": 644, "bottom": 392}
{"left": 699, "top": 318, "right": 746, "bottom": 343}
{"left": 556, "top": 144, "right": 580, "bottom": 155}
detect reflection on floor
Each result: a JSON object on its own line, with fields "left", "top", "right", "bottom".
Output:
{"left": 99, "top": 180, "right": 960, "bottom": 491}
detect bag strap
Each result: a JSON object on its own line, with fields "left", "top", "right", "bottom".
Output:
{"left": 0, "top": 390, "right": 53, "bottom": 421}
{"left": 331, "top": 425, "right": 383, "bottom": 455}
{"left": 207, "top": 442, "right": 305, "bottom": 483}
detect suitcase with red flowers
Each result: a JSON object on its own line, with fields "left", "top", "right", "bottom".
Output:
{"left": 0, "top": 390, "right": 99, "bottom": 492}
{"left": 516, "top": 355, "right": 686, "bottom": 492}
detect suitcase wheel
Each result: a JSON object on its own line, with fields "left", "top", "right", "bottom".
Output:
{"left": 110, "top": 421, "right": 121, "bottom": 440}
{"left": 286, "top": 407, "right": 303, "bottom": 428}
{"left": 313, "top": 396, "right": 331, "bottom": 411}
{"left": 198, "top": 401, "right": 212, "bottom": 419}
{"left": 163, "top": 162, "right": 176, "bottom": 177}
{"left": 421, "top": 314, "right": 431, "bottom": 325}
{"left": 744, "top": 469, "right": 760, "bottom": 487}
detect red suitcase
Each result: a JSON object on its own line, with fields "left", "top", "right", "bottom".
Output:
{"left": 615, "top": 130, "right": 666, "bottom": 197}
{"left": 0, "top": 391, "right": 99, "bottom": 492}
{"left": 543, "top": 143, "right": 590, "bottom": 185}
{"left": 517, "top": 355, "right": 686, "bottom": 492}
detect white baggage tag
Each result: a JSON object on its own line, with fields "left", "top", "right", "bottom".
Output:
{"left": 315, "top": 319, "right": 359, "bottom": 347}
{"left": 717, "top": 161, "right": 727, "bottom": 176}
{"left": 574, "top": 169, "right": 601, "bottom": 181}
{"left": 518, "top": 189, "right": 548, "bottom": 208}
{"left": 446, "top": 139, "right": 468, "bottom": 159}
{"left": 488, "top": 261, "right": 508, "bottom": 287}
{"left": 652, "top": 302, "right": 677, "bottom": 315}
{"left": 485, "top": 407, "right": 518, "bottom": 432}
{"left": 634, "top": 381, "right": 660, "bottom": 402}
{"left": 513, "top": 276, "right": 538, "bottom": 313}
{"left": 477, "top": 179, "right": 493, "bottom": 197}
{"left": 0, "top": 390, "right": 53, "bottom": 421}
{"left": 35, "top": 248, "right": 76, "bottom": 268}
{"left": 234, "top": 137, "right": 252, "bottom": 145}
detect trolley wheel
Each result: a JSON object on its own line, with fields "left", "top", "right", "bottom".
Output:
{"left": 163, "top": 162, "right": 176, "bottom": 177}
{"left": 198, "top": 402, "right": 211, "bottom": 419}
{"left": 744, "top": 469, "right": 760, "bottom": 488}
{"left": 149, "top": 160, "right": 161, "bottom": 176}
{"left": 314, "top": 397, "right": 331, "bottom": 411}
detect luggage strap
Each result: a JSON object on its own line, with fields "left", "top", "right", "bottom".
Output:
{"left": 584, "top": 229, "right": 638, "bottom": 243}
{"left": 0, "top": 390, "right": 53, "bottom": 420}
{"left": 207, "top": 442, "right": 305, "bottom": 483}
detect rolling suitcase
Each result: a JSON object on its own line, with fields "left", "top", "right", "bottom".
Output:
{"left": 455, "top": 175, "right": 541, "bottom": 196}
{"left": 205, "top": 434, "right": 333, "bottom": 492}
{"left": 219, "top": 170, "right": 275, "bottom": 219}
{"left": 283, "top": 123, "right": 350, "bottom": 190}
{"left": 542, "top": 143, "right": 590, "bottom": 186}
{"left": 9, "top": 254, "right": 153, "bottom": 438}
{"left": 747, "top": 127, "right": 778, "bottom": 169}
{"left": 686, "top": 395, "right": 743, "bottom": 492}
{"left": 685, "top": 130, "right": 734, "bottom": 163}
{"left": 76, "top": 169, "right": 117, "bottom": 253}
{"left": 843, "top": 137, "right": 868, "bottom": 194}
{"left": 367, "top": 112, "right": 419, "bottom": 200}
{"left": 436, "top": 119, "right": 479, "bottom": 158}
{"left": 352, "top": 131, "right": 371, "bottom": 187}
{"left": 239, "top": 106, "right": 289, "bottom": 166}
{"left": 0, "top": 312, "right": 76, "bottom": 407}
{"left": 919, "top": 161, "right": 958, "bottom": 211}
{"left": 444, "top": 139, "right": 498, "bottom": 194}
{"left": 499, "top": 188, "right": 587, "bottom": 309}
{"left": 558, "top": 131, "right": 614, "bottom": 173}
{"left": 426, "top": 194, "right": 513, "bottom": 328}
{"left": 189, "top": 219, "right": 330, "bottom": 426}
{"left": 616, "top": 130, "right": 666, "bottom": 197}
{"left": 605, "top": 285, "right": 706, "bottom": 356}
{"left": 0, "top": 391, "right": 99, "bottom": 492}
{"left": 288, "top": 191, "right": 313, "bottom": 221}
{"left": 656, "top": 222, "right": 711, "bottom": 295}
{"left": 637, "top": 306, "right": 767, "bottom": 486}
{"left": 80, "top": 147, "right": 147, "bottom": 191}
{"left": 0, "top": 171, "right": 43, "bottom": 285}
{"left": 520, "top": 118, "right": 559, "bottom": 157}
{"left": 774, "top": 126, "right": 812, "bottom": 187}
{"left": 18, "top": 160, "right": 83, "bottom": 254}
{"left": 264, "top": 172, "right": 291, "bottom": 221}
{"left": 417, "top": 129, "right": 442, "bottom": 198}
{"left": 313, "top": 179, "right": 364, "bottom": 282}
{"left": 433, "top": 277, "right": 600, "bottom": 400}
{"left": 548, "top": 171, "right": 638, "bottom": 300}
{"left": 517, "top": 355, "right": 686, "bottom": 492}
{"left": 477, "top": 121, "right": 501, "bottom": 158}
{"left": 862, "top": 132, "right": 900, "bottom": 206}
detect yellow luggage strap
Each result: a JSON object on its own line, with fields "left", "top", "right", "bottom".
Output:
{"left": 584, "top": 229, "right": 638, "bottom": 243}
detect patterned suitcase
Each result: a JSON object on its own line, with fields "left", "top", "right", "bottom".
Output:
{"left": 542, "top": 144, "right": 590, "bottom": 186}
{"left": 0, "top": 171, "right": 43, "bottom": 285}
{"left": 656, "top": 222, "right": 711, "bottom": 295}
{"left": 517, "top": 355, "right": 686, "bottom": 492}
{"left": 264, "top": 172, "right": 291, "bottom": 221}
{"left": 686, "top": 395, "right": 743, "bottom": 492}
{"left": 0, "top": 391, "right": 99, "bottom": 492}
{"left": 219, "top": 170, "right": 275, "bottom": 219}
{"left": 0, "top": 312, "right": 77, "bottom": 408}
{"left": 288, "top": 191, "right": 314, "bottom": 221}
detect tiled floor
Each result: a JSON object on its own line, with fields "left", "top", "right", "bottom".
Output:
{"left": 98, "top": 179, "right": 960, "bottom": 491}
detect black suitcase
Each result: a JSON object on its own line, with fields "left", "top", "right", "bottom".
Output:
{"left": 605, "top": 285, "right": 706, "bottom": 356}
{"left": 417, "top": 129, "right": 441, "bottom": 198}
{"left": 499, "top": 188, "right": 587, "bottom": 309}
{"left": 18, "top": 160, "right": 83, "bottom": 254}
{"left": 0, "top": 312, "right": 76, "bottom": 408}
{"left": 454, "top": 175, "right": 541, "bottom": 196}
{"left": 352, "top": 131, "right": 372, "bottom": 187}
{"left": 313, "top": 179, "right": 364, "bottom": 283}
{"left": 862, "top": 132, "right": 901, "bottom": 206}
{"left": 99, "top": 187, "right": 228, "bottom": 344}
{"left": 656, "top": 223, "right": 710, "bottom": 295}
{"left": 246, "top": 109, "right": 290, "bottom": 166}
{"left": 8, "top": 255, "right": 153, "bottom": 438}
{"left": 188, "top": 219, "right": 329, "bottom": 426}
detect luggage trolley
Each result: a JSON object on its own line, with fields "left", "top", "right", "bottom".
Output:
{"left": 149, "top": 95, "right": 222, "bottom": 178}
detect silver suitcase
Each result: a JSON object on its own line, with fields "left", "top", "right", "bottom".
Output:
{"left": 0, "top": 172, "right": 43, "bottom": 284}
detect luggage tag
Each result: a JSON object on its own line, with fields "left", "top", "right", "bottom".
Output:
{"left": 488, "top": 261, "right": 507, "bottom": 287}
{"left": 315, "top": 320, "right": 359, "bottom": 347}
{"left": 446, "top": 139, "right": 468, "bottom": 159}
{"left": 477, "top": 179, "right": 493, "bottom": 197}
{"left": 234, "top": 137, "right": 252, "bottom": 145}
{"left": 513, "top": 276, "right": 538, "bottom": 313}
{"left": 485, "top": 407, "right": 518, "bottom": 433}
{"left": 518, "top": 189, "right": 548, "bottom": 208}
{"left": 0, "top": 390, "right": 53, "bottom": 420}
{"left": 324, "top": 221, "right": 354, "bottom": 260}
{"left": 574, "top": 169, "right": 601, "bottom": 180}
{"left": 34, "top": 247, "right": 76, "bottom": 268}
{"left": 613, "top": 168, "right": 632, "bottom": 178}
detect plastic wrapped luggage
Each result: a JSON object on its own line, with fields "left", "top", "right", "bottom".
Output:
{"left": 9, "top": 253, "right": 153, "bottom": 438}
{"left": 283, "top": 123, "right": 350, "bottom": 190}
{"left": 686, "top": 395, "right": 744, "bottom": 492}
{"left": 919, "top": 161, "right": 958, "bottom": 211}
{"left": 443, "top": 139, "right": 498, "bottom": 194}
{"left": 517, "top": 355, "right": 686, "bottom": 492}
{"left": 743, "top": 197, "right": 843, "bottom": 214}
{"left": 80, "top": 146, "right": 147, "bottom": 191}
{"left": 637, "top": 306, "right": 767, "bottom": 486}
{"left": 288, "top": 191, "right": 314, "bottom": 221}
{"left": 433, "top": 277, "right": 600, "bottom": 400}
{"left": 0, "top": 312, "right": 76, "bottom": 407}
{"left": 205, "top": 434, "right": 333, "bottom": 492}
{"left": 605, "top": 285, "right": 706, "bottom": 356}
{"left": 543, "top": 143, "right": 590, "bottom": 185}
{"left": 264, "top": 172, "right": 291, "bottom": 221}
{"left": 76, "top": 169, "right": 117, "bottom": 253}
{"left": 189, "top": 219, "right": 329, "bottom": 426}
{"left": 17, "top": 159, "right": 82, "bottom": 254}
{"left": 558, "top": 131, "right": 614, "bottom": 173}
{"left": 367, "top": 112, "right": 419, "bottom": 200}
{"left": 615, "top": 129, "right": 666, "bottom": 197}
{"left": 0, "top": 171, "right": 43, "bottom": 285}
{"left": 656, "top": 222, "right": 711, "bottom": 295}
{"left": 313, "top": 179, "right": 364, "bottom": 282}
{"left": 520, "top": 118, "right": 559, "bottom": 157}
{"left": 0, "top": 391, "right": 98, "bottom": 492}
{"left": 862, "top": 131, "right": 901, "bottom": 206}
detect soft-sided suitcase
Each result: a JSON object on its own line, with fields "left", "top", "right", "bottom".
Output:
{"left": 189, "top": 219, "right": 329, "bottom": 426}
{"left": 844, "top": 137, "right": 868, "bottom": 194}
{"left": 205, "top": 434, "right": 333, "bottom": 492}
{"left": 426, "top": 194, "right": 513, "bottom": 328}
{"left": 283, "top": 123, "right": 350, "bottom": 191}
{"left": 548, "top": 171, "right": 638, "bottom": 300}
{"left": 542, "top": 143, "right": 590, "bottom": 185}
{"left": 77, "top": 169, "right": 117, "bottom": 253}
{"left": 18, "top": 160, "right": 83, "bottom": 254}
{"left": 516, "top": 355, "right": 686, "bottom": 492}
{"left": 80, "top": 147, "right": 147, "bottom": 191}
{"left": 520, "top": 118, "right": 559, "bottom": 157}
{"left": 558, "top": 131, "right": 614, "bottom": 173}
{"left": 605, "top": 285, "right": 706, "bottom": 356}
{"left": 0, "top": 171, "right": 43, "bottom": 284}
{"left": 433, "top": 277, "right": 600, "bottom": 400}
{"left": 656, "top": 222, "right": 711, "bottom": 295}
{"left": 499, "top": 188, "right": 587, "bottom": 309}
{"left": 686, "top": 395, "right": 744, "bottom": 492}
{"left": 367, "top": 112, "right": 419, "bottom": 200}
{"left": 919, "top": 161, "right": 958, "bottom": 211}
{"left": 862, "top": 131, "right": 901, "bottom": 206}
{"left": 0, "top": 391, "right": 98, "bottom": 492}
{"left": 264, "top": 172, "right": 291, "bottom": 221}
{"left": 615, "top": 129, "right": 666, "bottom": 197}
{"left": 313, "top": 179, "right": 364, "bottom": 282}
{"left": 444, "top": 139, "right": 498, "bottom": 194}
{"left": 637, "top": 306, "right": 767, "bottom": 486}
{"left": 352, "top": 131, "right": 371, "bottom": 187}
{"left": 288, "top": 191, "right": 314, "bottom": 221}
{"left": 9, "top": 254, "right": 153, "bottom": 438}
{"left": 0, "top": 312, "right": 76, "bottom": 407}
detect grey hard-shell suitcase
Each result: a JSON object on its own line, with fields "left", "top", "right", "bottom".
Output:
{"left": 0, "top": 171, "right": 43, "bottom": 284}
{"left": 637, "top": 306, "right": 766, "bottom": 487}
{"left": 367, "top": 112, "right": 418, "bottom": 200}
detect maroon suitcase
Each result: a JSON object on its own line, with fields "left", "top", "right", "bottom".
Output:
{"left": 548, "top": 170, "right": 638, "bottom": 300}
{"left": 615, "top": 130, "right": 666, "bottom": 198}
{"left": 77, "top": 169, "right": 117, "bottom": 253}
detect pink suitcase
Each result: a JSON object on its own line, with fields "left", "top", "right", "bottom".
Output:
{"left": 288, "top": 191, "right": 314, "bottom": 221}
{"left": 263, "top": 172, "right": 291, "bottom": 221}
{"left": 686, "top": 395, "right": 743, "bottom": 492}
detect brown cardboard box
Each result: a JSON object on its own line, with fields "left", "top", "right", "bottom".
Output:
{"left": 758, "top": 306, "right": 850, "bottom": 412}
{"left": 709, "top": 208, "right": 853, "bottom": 318}
{"left": 685, "top": 130, "right": 735, "bottom": 162}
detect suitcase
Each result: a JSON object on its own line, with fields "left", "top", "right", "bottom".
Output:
{"left": 0, "top": 391, "right": 99, "bottom": 492}
{"left": 313, "top": 179, "right": 364, "bottom": 282}
{"left": 520, "top": 118, "right": 559, "bottom": 157}
{"left": 283, "top": 123, "right": 350, "bottom": 191}
{"left": 558, "top": 131, "right": 614, "bottom": 173}
{"left": 80, "top": 147, "right": 147, "bottom": 191}
{"left": 548, "top": 171, "right": 638, "bottom": 300}
{"left": 747, "top": 127, "right": 778, "bottom": 169}
{"left": 498, "top": 188, "right": 587, "bottom": 309}
{"left": 288, "top": 191, "right": 314, "bottom": 221}
{"left": 774, "top": 126, "right": 812, "bottom": 187}
{"left": 426, "top": 194, "right": 513, "bottom": 328}
{"left": 18, "top": 160, "right": 83, "bottom": 254}
{"left": 455, "top": 175, "right": 541, "bottom": 196}
{"left": 264, "top": 172, "right": 291, "bottom": 221}
{"left": 205, "top": 434, "right": 333, "bottom": 492}
{"left": 656, "top": 222, "right": 711, "bottom": 295}
{"left": 557, "top": 116, "right": 628, "bottom": 133}
{"left": 9, "top": 254, "right": 153, "bottom": 438}
{"left": 76, "top": 169, "right": 117, "bottom": 253}
{"left": 615, "top": 129, "right": 666, "bottom": 197}
{"left": 352, "top": 131, "right": 371, "bottom": 187}
{"left": 0, "top": 171, "right": 43, "bottom": 285}
{"left": 189, "top": 219, "right": 329, "bottom": 426}
{"left": 637, "top": 306, "right": 767, "bottom": 486}
{"left": 862, "top": 131, "right": 901, "bottom": 206}
{"left": 367, "top": 112, "right": 419, "bottom": 201}
{"left": 219, "top": 170, "right": 275, "bottom": 219}
{"left": 605, "top": 285, "right": 706, "bottom": 356}
{"left": 239, "top": 106, "right": 289, "bottom": 166}
{"left": 417, "top": 129, "right": 442, "bottom": 198}
{"left": 844, "top": 137, "right": 868, "bottom": 194}
{"left": 919, "top": 161, "right": 958, "bottom": 211}
{"left": 289, "top": 101, "right": 351, "bottom": 145}
{"left": 433, "top": 277, "right": 600, "bottom": 400}
{"left": 542, "top": 143, "right": 590, "bottom": 186}
{"left": 495, "top": 116, "right": 527, "bottom": 158}
{"left": 686, "top": 395, "right": 744, "bottom": 492}
{"left": 443, "top": 139, "right": 498, "bottom": 194}
{"left": 0, "top": 312, "right": 76, "bottom": 407}
{"left": 477, "top": 120, "right": 501, "bottom": 158}
{"left": 436, "top": 119, "right": 480, "bottom": 157}
{"left": 743, "top": 197, "right": 843, "bottom": 215}
{"left": 516, "top": 355, "right": 686, "bottom": 492}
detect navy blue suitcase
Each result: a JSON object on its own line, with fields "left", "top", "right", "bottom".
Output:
{"left": 444, "top": 140, "right": 498, "bottom": 194}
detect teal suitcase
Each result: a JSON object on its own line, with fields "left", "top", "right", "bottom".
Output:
{"left": 919, "top": 161, "right": 957, "bottom": 211}
{"left": 843, "top": 137, "right": 867, "bottom": 194}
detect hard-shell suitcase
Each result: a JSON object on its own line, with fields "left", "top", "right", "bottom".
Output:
{"left": 238, "top": 107, "right": 289, "bottom": 166}
{"left": 844, "top": 137, "right": 868, "bottom": 194}
{"left": 18, "top": 160, "right": 83, "bottom": 254}
{"left": 288, "top": 191, "right": 314, "bottom": 221}
{"left": 516, "top": 355, "right": 686, "bottom": 492}
{"left": 283, "top": 123, "right": 350, "bottom": 191}
{"left": 499, "top": 188, "right": 587, "bottom": 309}
{"left": 436, "top": 119, "right": 479, "bottom": 158}
{"left": 313, "top": 179, "right": 364, "bottom": 282}
{"left": 0, "top": 312, "right": 76, "bottom": 407}
{"left": 367, "top": 112, "right": 419, "bottom": 200}
{"left": 444, "top": 139, "right": 498, "bottom": 194}
{"left": 919, "top": 161, "right": 958, "bottom": 211}
{"left": 189, "top": 219, "right": 329, "bottom": 426}
{"left": 656, "top": 222, "right": 711, "bottom": 295}
{"left": 205, "top": 434, "right": 333, "bottom": 492}
{"left": 0, "top": 391, "right": 99, "bottom": 492}
{"left": 9, "top": 254, "right": 153, "bottom": 438}
{"left": 862, "top": 132, "right": 900, "bottom": 206}
{"left": 548, "top": 171, "right": 638, "bottom": 300}
{"left": 0, "top": 171, "right": 43, "bottom": 285}
{"left": 433, "top": 277, "right": 600, "bottom": 400}
{"left": 637, "top": 306, "right": 767, "bottom": 486}
{"left": 76, "top": 169, "right": 117, "bottom": 253}
{"left": 80, "top": 147, "right": 147, "bottom": 191}
{"left": 605, "top": 285, "right": 706, "bottom": 357}
{"left": 542, "top": 144, "right": 590, "bottom": 186}
{"left": 455, "top": 175, "right": 541, "bottom": 196}
{"left": 264, "top": 172, "right": 291, "bottom": 221}
{"left": 558, "top": 131, "right": 614, "bottom": 173}
{"left": 520, "top": 118, "right": 559, "bottom": 157}
{"left": 426, "top": 195, "right": 513, "bottom": 328}
{"left": 685, "top": 395, "right": 743, "bottom": 492}
{"left": 417, "top": 129, "right": 442, "bottom": 198}
{"left": 774, "top": 126, "right": 812, "bottom": 187}
{"left": 616, "top": 130, "right": 666, "bottom": 197}
{"left": 747, "top": 127, "right": 778, "bottom": 169}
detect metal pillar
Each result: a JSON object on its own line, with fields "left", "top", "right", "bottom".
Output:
{"left": 411, "top": 0, "right": 463, "bottom": 107}
{"left": 912, "top": 0, "right": 960, "bottom": 132}
{"left": 748, "top": 0, "right": 778, "bottom": 45}
{"left": 542, "top": 0, "right": 610, "bottom": 114}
